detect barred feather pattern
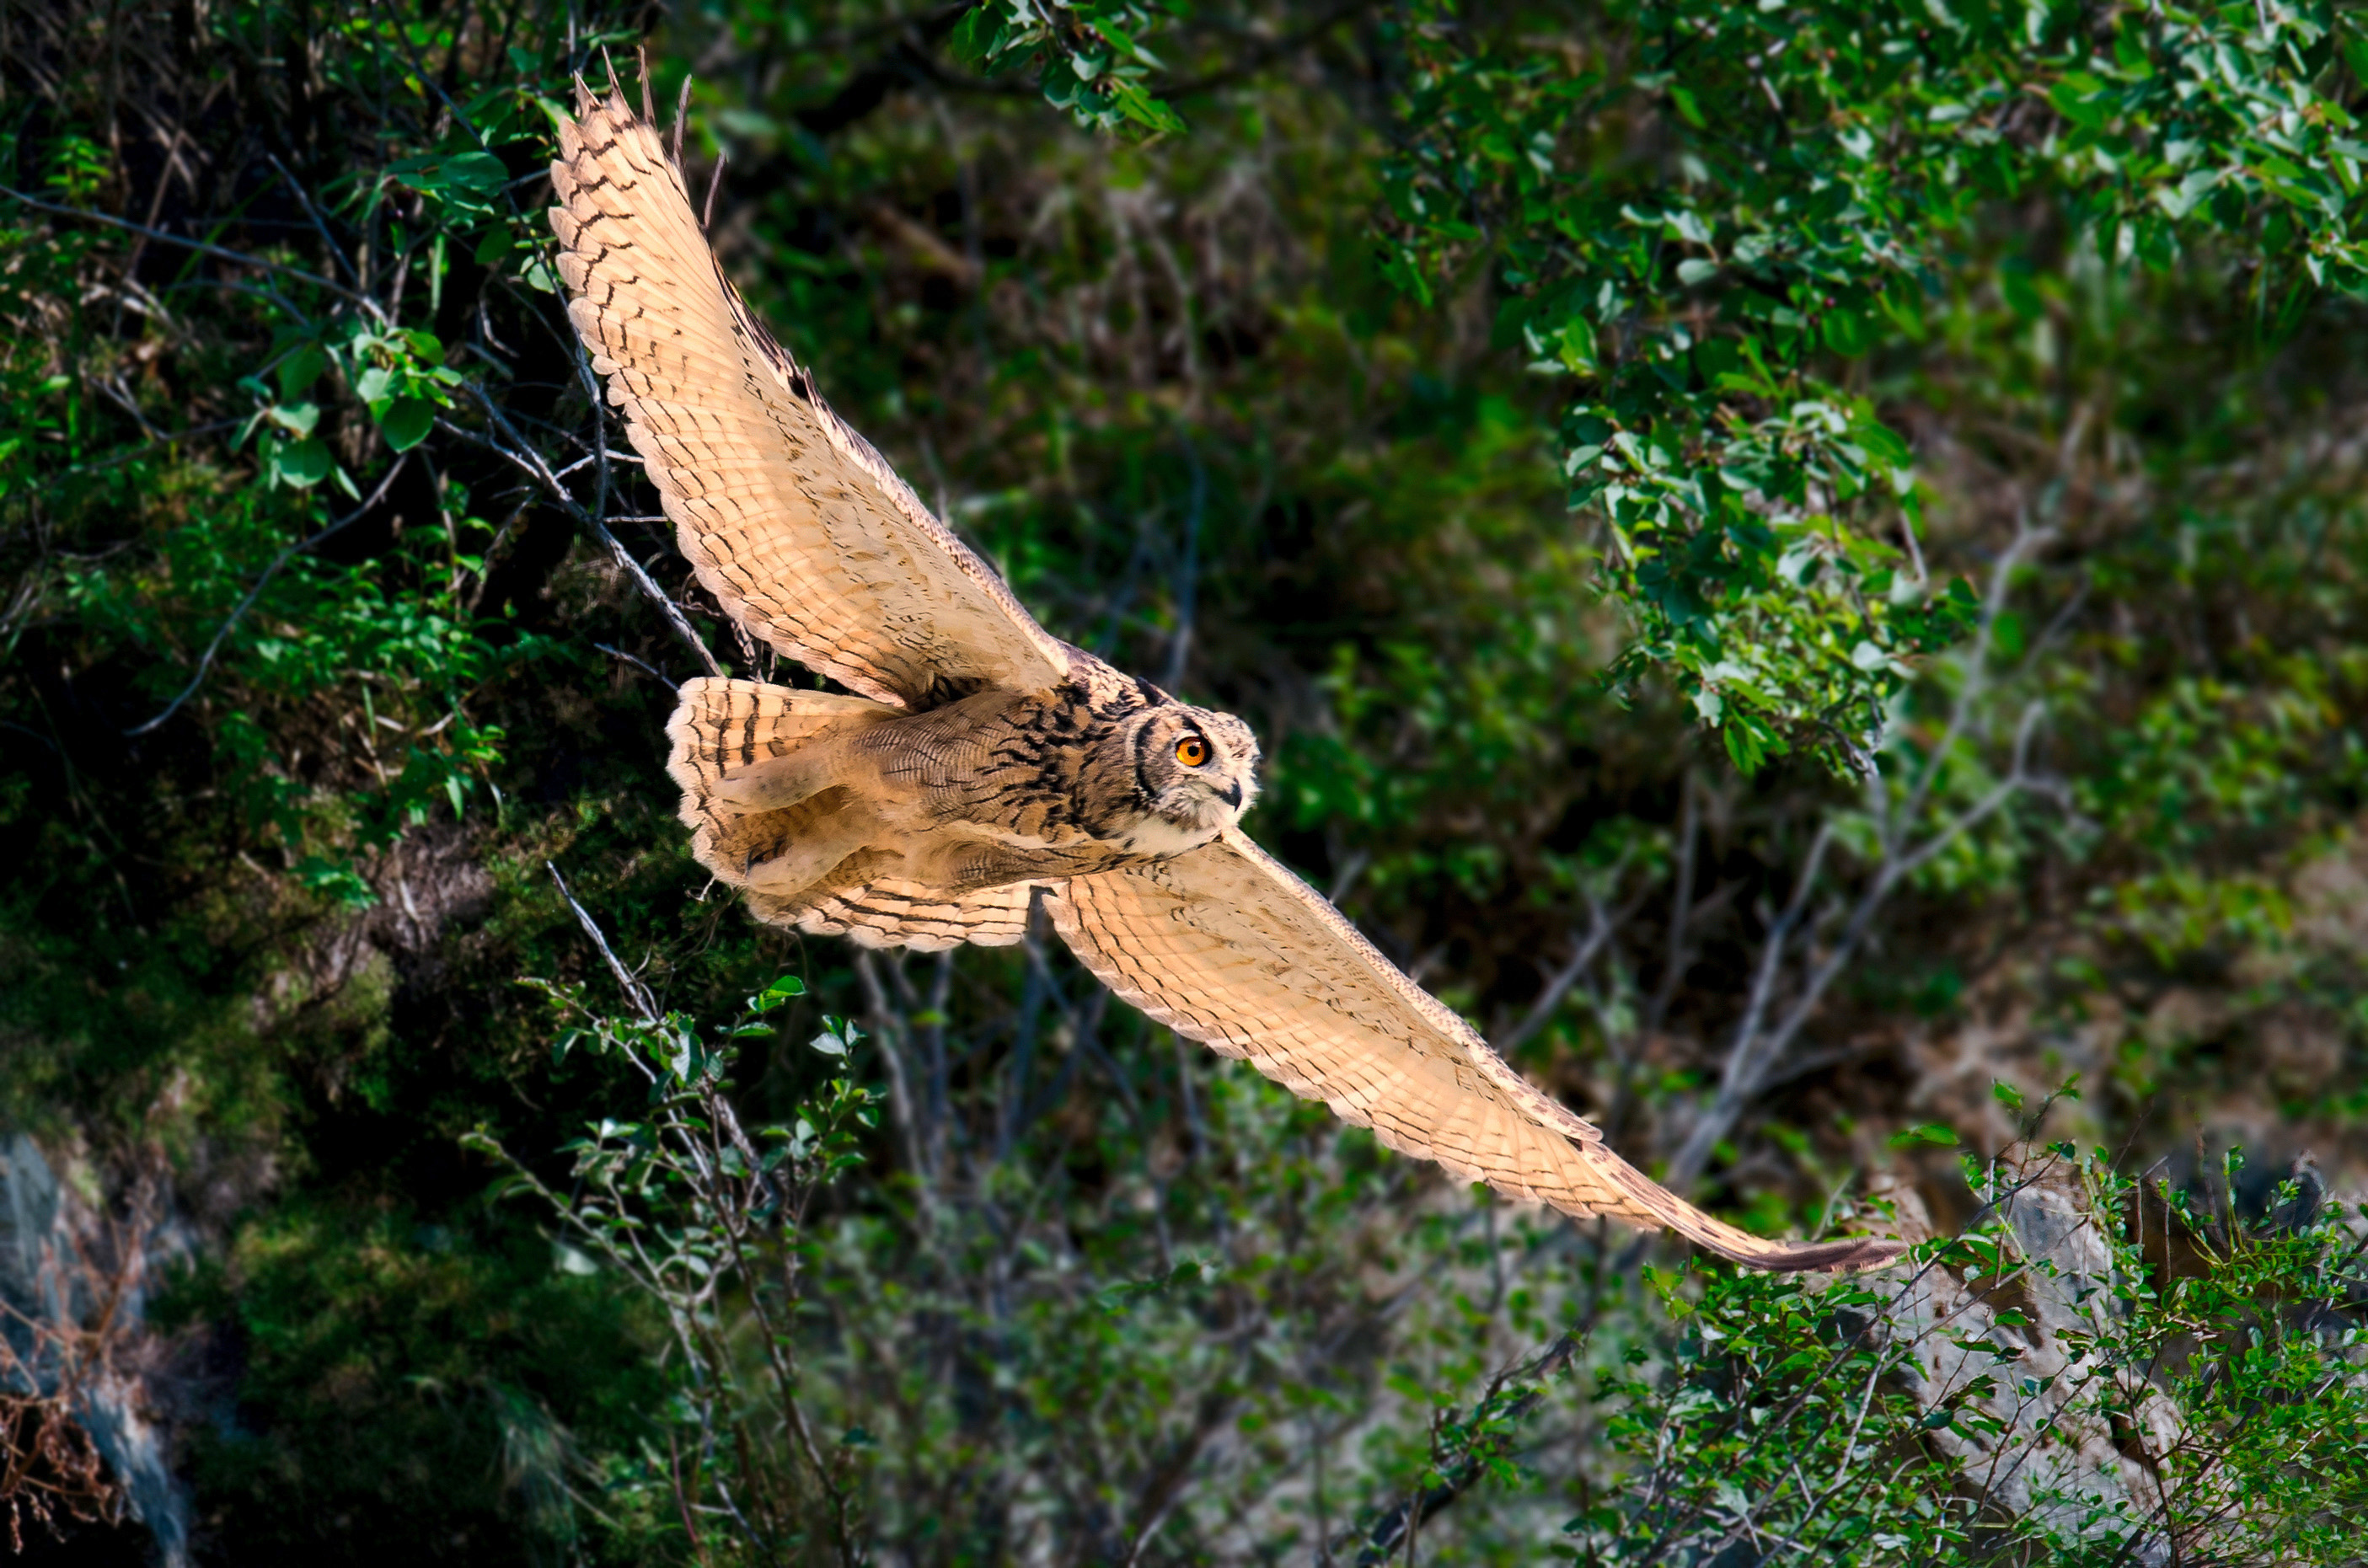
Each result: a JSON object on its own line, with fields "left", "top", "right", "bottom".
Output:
{"left": 664, "top": 677, "right": 890, "bottom": 856}
{"left": 758, "top": 879, "right": 1035, "bottom": 951}
{"left": 667, "top": 678, "right": 1037, "bottom": 948}
{"left": 549, "top": 85, "right": 1072, "bottom": 711}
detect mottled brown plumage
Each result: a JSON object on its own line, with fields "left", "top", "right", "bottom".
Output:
{"left": 549, "top": 83, "right": 1904, "bottom": 1275}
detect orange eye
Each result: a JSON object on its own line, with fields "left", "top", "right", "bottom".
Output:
{"left": 1175, "top": 735, "right": 1210, "bottom": 768}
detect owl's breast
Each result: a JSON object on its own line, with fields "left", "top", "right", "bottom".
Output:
{"left": 854, "top": 666, "right": 1187, "bottom": 868}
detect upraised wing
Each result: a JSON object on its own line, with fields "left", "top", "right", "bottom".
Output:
{"left": 549, "top": 86, "right": 1071, "bottom": 709}
{"left": 1049, "top": 827, "right": 1903, "bottom": 1272}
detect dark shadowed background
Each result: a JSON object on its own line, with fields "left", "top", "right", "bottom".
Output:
{"left": 3, "top": 1, "right": 2366, "bottom": 1563}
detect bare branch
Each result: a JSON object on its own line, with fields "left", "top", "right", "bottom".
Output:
{"left": 0, "top": 182, "right": 387, "bottom": 318}
{"left": 1497, "top": 883, "right": 1621, "bottom": 1057}
{"left": 595, "top": 641, "right": 673, "bottom": 685}
{"left": 125, "top": 458, "right": 412, "bottom": 736}
{"left": 1666, "top": 515, "right": 2065, "bottom": 1192}
{"left": 546, "top": 860, "right": 659, "bottom": 1022}
{"left": 1643, "top": 768, "right": 1701, "bottom": 1035}
{"left": 444, "top": 392, "right": 724, "bottom": 678}
{"left": 1666, "top": 822, "right": 1833, "bottom": 1190}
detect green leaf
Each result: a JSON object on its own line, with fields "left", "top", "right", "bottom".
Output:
{"left": 2048, "top": 72, "right": 2114, "bottom": 130}
{"left": 265, "top": 401, "right": 321, "bottom": 437}
{"left": 2001, "top": 261, "right": 2042, "bottom": 321}
{"left": 750, "top": 975, "right": 807, "bottom": 1014}
{"left": 270, "top": 436, "right": 333, "bottom": 489}
{"left": 1722, "top": 717, "right": 1765, "bottom": 775}
{"left": 946, "top": 4, "right": 999, "bottom": 70}
{"left": 1106, "top": 78, "right": 1186, "bottom": 137}
{"left": 292, "top": 854, "right": 378, "bottom": 908}
{"left": 277, "top": 343, "right": 328, "bottom": 399}
{"left": 388, "top": 149, "right": 510, "bottom": 194}
{"left": 1889, "top": 1123, "right": 1960, "bottom": 1148}
{"left": 1556, "top": 316, "right": 1598, "bottom": 372}
{"left": 379, "top": 396, "right": 435, "bottom": 452}
{"left": 1821, "top": 309, "right": 1872, "bottom": 356}
{"left": 1849, "top": 640, "right": 1895, "bottom": 674}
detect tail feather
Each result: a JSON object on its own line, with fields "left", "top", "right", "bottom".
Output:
{"left": 667, "top": 677, "right": 893, "bottom": 886}
{"left": 667, "top": 678, "right": 892, "bottom": 804}
{"left": 666, "top": 677, "right": 1043, "bottom": 948}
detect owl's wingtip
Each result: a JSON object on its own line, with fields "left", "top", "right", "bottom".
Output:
{"left": 1712, "top": 1231, "right": 1910, "bottom": 1274}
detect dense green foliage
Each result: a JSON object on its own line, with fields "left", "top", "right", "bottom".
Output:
{"left": 3, "top": 0, "right": 2367, "bottom": 1562}
{"left": 1379, "top": 0, "right": 2368, "bottom": 773}
{"left": 1572, "top": 1152, "right": 2368, "bottom": 1565}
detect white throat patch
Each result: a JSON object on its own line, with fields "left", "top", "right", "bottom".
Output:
{"left": 1114, "top": 813, "right": 1223, "bottom": 859}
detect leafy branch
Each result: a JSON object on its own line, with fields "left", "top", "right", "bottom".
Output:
{"left": 469, "top": 869, "right": 880, "bottom": 1565}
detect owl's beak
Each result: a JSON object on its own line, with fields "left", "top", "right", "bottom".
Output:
{"left": 1220, "top": 780, "right": 1244, "bottom": 810}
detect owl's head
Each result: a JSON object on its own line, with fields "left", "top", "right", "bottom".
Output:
{"left": 1119, "top": 704, "right": 1262, "bottom": 849}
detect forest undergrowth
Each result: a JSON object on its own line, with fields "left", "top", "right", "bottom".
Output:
{"left": 3, "top": 0, "right": 2366, "bottom": 1562}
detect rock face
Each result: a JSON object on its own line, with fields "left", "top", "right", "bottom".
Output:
{"left": 1873, "top": 1159, "right": 2177, "bottom": 1567}
{"left": 0, "top": 1132, "right": 192, "bottom": 1567}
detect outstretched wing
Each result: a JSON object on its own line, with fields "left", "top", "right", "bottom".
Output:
{"left": 549, "top": 86, "right": 1071, "bottom": 709}
{"left": 1049, "top": 828, "right": 1902, "bottom": 1272}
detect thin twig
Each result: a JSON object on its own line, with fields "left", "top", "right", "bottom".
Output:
{"left": 1497, "top": 888, "right": 1620, "bottom": 1057}
{"left": 595, "top": 642, "right": 673, "bottom": 685}
{"left": 703, "top": 151, "right": 728, "bottom": 233}
{"left": 125, "top": 458, "right": 411, "bottom": 736}
{"left": 547, "top": 860, "right": 658, "bottom": 1020}
{"left": 444, "top": 393, "right": 723, "bottom": 677}
{"left": 1643, "top": 768, "right": 1701, "bottom": 1035}
{"left": 1665, "top": 822, "right": 1833, "bottom": 1189}
{"left": 264, "top": 152, "right": 362, "bottom": 285}
{"left": 0, "top": 183, "right": 385, "bottom": 316}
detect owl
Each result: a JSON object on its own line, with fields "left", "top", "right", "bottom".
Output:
{"left": 548, "top": 83, "right": 1901, "bottom": 1273}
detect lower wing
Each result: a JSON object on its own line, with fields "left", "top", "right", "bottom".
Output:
{"left": 1047, "top": 827, "right": 1902, "bottom": 1273}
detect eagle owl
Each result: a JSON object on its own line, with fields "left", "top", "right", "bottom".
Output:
{"left": 549, "top": 83, "right": 1899, "bottom": 1273}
